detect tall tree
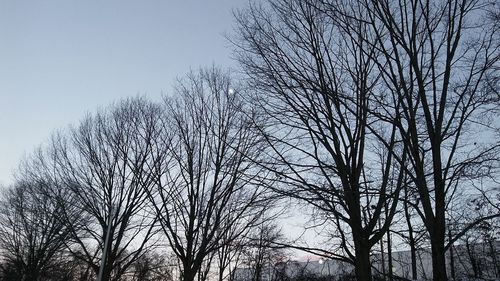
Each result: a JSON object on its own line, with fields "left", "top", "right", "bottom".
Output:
{"left": 149, "top": 68, "right": 271, "bottom": 281}
{"left": 322, "top": 0, "right": 500, "bottom": 279}
{"left": 233, "top": 1, "right": 406, "bottom": 280}
{"left": 47, "top": 97, "right": 164, "bottom": 280}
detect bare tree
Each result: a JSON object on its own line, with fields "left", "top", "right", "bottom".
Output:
{"left": 0, "top": 179, "right": 73, "bottom": 281}
{"left": 319, "top": 0, "right": 500, "bottom": 279}
{"left": 239, "top": 223, "right": 287, "bottom": 281}
{"left": 129, "top": 251, "right": 174, "bottom": 281}
{"left": 214, "top": 206, "right": 249, "bottom": 281}
{"left": 233, "top": 1, "right": 407, "bottom": 280}
{"left": 399, "top": 184, "right": 428, "bottom": 281}
{"left": 234, "top": 0, "right": 499, "bottom": 279}
{"left": 46, "top": 97, "right": 164, "bottom": 280}
{"left": 149, "top": 67, "right": 271, "bottom": 281}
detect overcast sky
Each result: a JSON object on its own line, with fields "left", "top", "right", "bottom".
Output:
{"left": 0, "top": 0, "right": 248, "bottom": 186}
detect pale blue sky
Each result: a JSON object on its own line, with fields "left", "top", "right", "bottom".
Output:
{"left": 0, "top": 0, "right": 247, "bottom": 185}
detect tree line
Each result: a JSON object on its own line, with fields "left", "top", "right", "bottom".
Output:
{"left": 0, "top": 0, "right": 499, "bottom": 281}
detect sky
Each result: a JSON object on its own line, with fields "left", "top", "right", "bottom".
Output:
{"left": 0, "top": 0, "right": 248, "bottom": 186}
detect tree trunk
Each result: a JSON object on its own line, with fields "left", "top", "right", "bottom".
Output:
{"left": 430, "top": 176, "right": 448, "bottom": 281}
{"left": 431, "top": 236, "right": 448, "bottom": 281}
{"left": 218, "top": 267, "right": 225, "bottom": 281}
{"left": 354, "top": 238, "right": 372, "bottom": 281}
{"left": 466, "top": 239, "right": 478, "bottom": 278}
{"left": 448, "top": 229, "right": 455, "bottom": 281}
{"left": 99, "top": 254, "right": 115, "bottom": 281}
{"left": 404, "top": 189, "right": 418, "bottom": 281}
{"left": 379, "top": 220, "right": 386, "bottom": 278}
{"left": 387, "top": 230, "right": 393, "bottom": 281}
{"left": 410, "top": 237, "right": 418, "bottom": 281}
{"left": 380, "top": 240, "right": 386, "bottom": 277}
{"left": 254, "top": 260, "right": 262, "bottom": 281}
{"left": 182, "top": 269, "right": 197, "bottom": 281}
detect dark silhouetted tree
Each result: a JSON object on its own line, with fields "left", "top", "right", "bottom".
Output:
{"left": 233, "top": 2, "right": 407, "bottom": 280}
{"left": 46, "top": 98, "right": 164, "bottom": 280}
{"left": 0, "top": 179, "right": 74, "bottom": 281}
{"left": 149, "top": 68, "right": 272, "bottom": 281}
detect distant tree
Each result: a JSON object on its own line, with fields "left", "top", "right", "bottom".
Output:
{"left": 129, "top": 252, "right": 174, "bottom": 281}
{"left": 453, "top": 205, "right": 500, "bottom": 279}
{"left": 149, "top": 67, "right": 272, "bottom": 281}
{"left": 239, "top": 223, "right": 287, "bottom": 281}
{"left": 214, "top": 209, "right": 249, "bottom": 281}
